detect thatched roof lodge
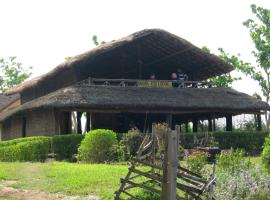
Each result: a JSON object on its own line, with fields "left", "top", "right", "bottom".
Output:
{"left": 0, "top": 29, "right": 269, "bottom": 140}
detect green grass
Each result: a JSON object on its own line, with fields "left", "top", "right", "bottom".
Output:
{"left": 0, "top": 162, "right": 148, "bottom": 200}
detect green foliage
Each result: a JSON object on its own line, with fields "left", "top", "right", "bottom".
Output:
{"left": 182, "top": 131, "right": 268, "bottom": 154}
{"left": 135, "top": 189, "right": 160, "bottom": 200}
{"left": 51, "top": 134, "right": 84, "bottom": 161}
{"left": 77, "top": 129, "right": 117, "bottom": 163}
{"left": 185, "top": 150, "right": 208, "bottom": 175}
{"left": 109, "top": 144, "right": 126, "bottom": 162}
{"left": 120, "top": 128, "right": 144, "bottom": 158}
{"left": 92, "top": 35, "right": 106, "bottom": 46}
{"left": 246, "top": 193, "right": 270, "bottom": 200}
{"left": 0, "top": 137, "right": 50, "bottom": 162}
{"left": 0, "top": 57, "right": 32, "bottom": 92}
{"left": 217, "top": 149, "right": 249, "bottom": 173}
{"left": 262, "top": 134, "right": 270, "bottom": 171}
{"left": 202, "top": 46, "right": 241, "bottom": 87}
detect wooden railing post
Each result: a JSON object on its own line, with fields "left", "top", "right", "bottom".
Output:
{"left": 161, "top": 129, "right": 179, "bottom": 200}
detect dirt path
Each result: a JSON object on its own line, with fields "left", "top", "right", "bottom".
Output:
{"left": 0, "top": 181, "right": 99, "bottom": 200}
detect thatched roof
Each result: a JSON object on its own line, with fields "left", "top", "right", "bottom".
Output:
{"left": 0, "top": 85, "right": 268, "bottom": 121}
{"left": 6, "top": 29, "right": 233, "bottom": 98}
{"left": 0, "top": 94, "right": 20, "bottom": 111}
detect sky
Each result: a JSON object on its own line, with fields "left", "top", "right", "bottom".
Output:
{"left": 0, "top": 0, "right": 270, "bottom": 98}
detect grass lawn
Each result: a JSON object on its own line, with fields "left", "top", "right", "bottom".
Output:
{"left": 0, "top": 162, "right": 143, "bottom": 200}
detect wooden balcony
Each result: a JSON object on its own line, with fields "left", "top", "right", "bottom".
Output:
{"left": 78, "top": 78, "right": 212, "bottom": 88}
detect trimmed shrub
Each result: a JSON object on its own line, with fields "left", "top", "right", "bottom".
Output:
{"left": 51, "top": 134, "right": 84, "bottom": 161}
{"left": 181, "top": 131, "right": 268, "bottom": 154}
{"left": 0, "top": 136, "right": 49, "bottom": 147}
{"left": 262, "top": 134, "right": 270, "bottom": 171}
{"left": 77, "top": 129, "right": 117, "bottom": 163}
{"left": 0, "top": 137, "right": 51, "bottom": 162}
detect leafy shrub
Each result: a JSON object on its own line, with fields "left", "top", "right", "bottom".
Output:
{"left": 120, "top": 128, "right": 144, "bottom": 158}
{"left": 77, "top": 129, "right": 117, "bottom": 163}
{"left": 185, "top": 150, "right": 208, "bottom": 175}
{"left": 135, "top": 189, "right": 160, "bottom": 200}
{"left": 217, "top": 149, "right": 249, "bottom": 173}
{"left": 51, "top": 134, "right": 84, "bottom": 161}
{"left": 262, "top": 134, "right": 270, "bottom": 171}
{"left": 109, "top": 144, "right": 126, "bottom": 162}
{"left": 0, "top": 137, "right": 51, "bottom": 162}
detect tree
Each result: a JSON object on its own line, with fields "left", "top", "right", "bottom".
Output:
{"left": 242, "top": 5, "right": 270, "bottom": 128}
{"left": 202, "top": 46, "right": 241, "bottom": 87}
{"left": 0, "top": 56, "right": 32, "bottom": 92}
{"left": 211, "top": 5, "right": 270, "bottom": 128}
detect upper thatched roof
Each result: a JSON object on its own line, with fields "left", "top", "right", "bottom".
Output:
{"left": 6, "top": 29, "right": 234, "bottom": 97}
{"left": 1, "top": 85, "right": 268, "bottom": 121}
{"left": 0, "top": 94, "right": 20, "bottom": 111}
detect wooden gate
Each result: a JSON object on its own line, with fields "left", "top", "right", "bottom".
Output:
{"left": 115, "top": 124, "right": 216, "bottom": 200}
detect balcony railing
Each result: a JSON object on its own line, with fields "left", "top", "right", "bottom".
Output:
{"left": 78, "top": 78, "right": 212, "bottom": 88}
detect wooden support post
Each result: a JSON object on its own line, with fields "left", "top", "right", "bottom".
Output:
{"left": 192, "top": 119, "right": 198, "bottom": 132}
{"left": 161, "top": 129, "right": 179, "bottom": 200}
{"left": 63, "top": 111, "right": 71, "bottom": 134}
{"left": 166, "top": 114, "right": 173, "bottom": 128}
{"left": 213, "top": 114, "right": 216, "bottom": 132}
{"left": 257, "top": 114, "right": 262, "bottom": 131}
{"left": 77, "top": 112, "right": 83, "bottom": 134}
{"left": 152, "top": 123, "right": 156, "bottom": 166}
{"left": 86, "top": 112, "right": 91, "bottom": 132}
{"left": 226, "top": 114, "right": 233, "bottom": 131}
{"left": 208, "top": 118, "right": 213, "bottom": 132}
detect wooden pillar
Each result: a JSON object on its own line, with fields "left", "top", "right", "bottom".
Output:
{"left": 77, "top": 112, "right": 83, "bottom": 134}
{"left": 226, "top": 114, "right": 233, "bottom": 131}
{"left": 257, "top": 114, "right": 262, "bottom": 131}
{"left": 161, "top": 129, "right": 179, "bottom": 200}
{"left": 208, "top": 118, "right": 213, "bottom": 132}
{"left": 166, "top": 114, "right": 173, "bottom": 128}
{"left": 192, "top": 119, "right": 198, "bottom": 132}
{"left": 63, "top": 111, "right": 71, "bottom": 134}
{"left": 86, "top": 112, "right": 91, "bottom": 132}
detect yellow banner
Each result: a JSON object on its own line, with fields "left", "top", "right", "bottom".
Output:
{"left": 137, "top": 80, "right": 172, "bottom": 88}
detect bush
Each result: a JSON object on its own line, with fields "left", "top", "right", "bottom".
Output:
{"left": 262, "top": 134, "right": 270, "bottom": 171}
{"left": 77, "top": 129, "right": 117, "bottom": 163}
{"left": 181, "top": 131, "right": 268, "bottom": 154}
{"left": 0, "top": 137, "right": 51, "bottom": 162}
{"left": 217, "top": 149, "right": 250, "bottom": 173}
{"left": 120, "top": 128, "right": 144, "bottom": 158}
{"left": 185, "top": 150, "right": 208, "bottom": 175}
{"left": 51, "top": 134, "right": 84, "bottom": 161}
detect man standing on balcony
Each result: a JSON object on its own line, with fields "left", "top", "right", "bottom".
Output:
{"left": 176, "top": 69, "right": 188, "bottom": 87}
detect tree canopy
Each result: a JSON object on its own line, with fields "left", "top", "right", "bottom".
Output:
{"left": 0, "top": 57, "right": 32, "bottom": 92}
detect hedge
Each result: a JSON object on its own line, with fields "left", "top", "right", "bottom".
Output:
{"left": 181, "top": 131, "right": 269, "bottom": 154}
{"left": 0, "top": 137, "right": 51, "bottom": 162}
{"left": 51, "top": 134, "right": 84, "bottom": 161}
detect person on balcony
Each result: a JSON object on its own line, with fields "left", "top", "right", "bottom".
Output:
{"left": 149, "top": 73, "right": 156, "bottom": 80}
{"left": 176, "top": 69, "right": 188, "bottom": 87}
{"left": 171, "top": 72, "right": 178, "bottom": 87}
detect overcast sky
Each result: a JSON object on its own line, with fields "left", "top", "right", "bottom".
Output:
{"left": 0, "top": 0, "right": 270, "bottom": 97}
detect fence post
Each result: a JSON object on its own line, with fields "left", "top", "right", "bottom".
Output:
{"left": 161, "top": 129, "right": 179, "bottom": 200}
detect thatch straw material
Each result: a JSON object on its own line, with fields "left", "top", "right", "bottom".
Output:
{"left": 6, "top": 29, "right": 234, "bottom": 102}
{"left": 0, "top": 94, "right": 20, "bottom": 111}
{"left": 0, "top": 85, "right": 268, "bottom": 122}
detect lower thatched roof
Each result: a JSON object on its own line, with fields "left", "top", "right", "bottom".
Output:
{"left": 0, "top": 94, "right": 20, "bottom": 111}
{"left": 0, "top": 85, "right": 269, "bottom": 122}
